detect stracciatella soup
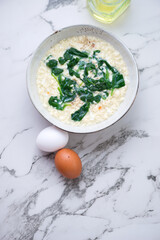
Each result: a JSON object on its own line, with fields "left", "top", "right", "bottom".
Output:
{"left": 37, "top": 35, "right": 129, "bottom": 126}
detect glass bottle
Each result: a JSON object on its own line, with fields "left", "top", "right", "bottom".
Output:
{"left": 87, "top": 0, "right": 131, "bottom": 23}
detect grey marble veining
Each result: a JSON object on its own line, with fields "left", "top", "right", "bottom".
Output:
{"left": 46, "top": 0, "right": 78, "bottom": 11}
{"left": 0, "top": 0, "right": 160, "bottom": 239}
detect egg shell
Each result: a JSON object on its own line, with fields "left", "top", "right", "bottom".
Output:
{"left": 55, "top": 148, "right": 82, "bottom": 179}
{"left": 36, "top": 126, "right": 69, "bottom": 152}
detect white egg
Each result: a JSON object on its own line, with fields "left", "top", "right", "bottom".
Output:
{"left": 36, "top": 126, "right": 69, "bottom": 152}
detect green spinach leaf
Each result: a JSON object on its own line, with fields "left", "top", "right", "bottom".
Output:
{"left": 46, "top": 59, "right": 58, "bottom": 68}
{"left": 94, "top": 94, "right": 101, "bottom": 103}
{"left": 71, "top": 102, "right": 90, "bottom": 121}
{"left": 48, "top": 96, "right": 67, "bottom": 110}
{"left": 102, "top": 91, "right": 109, "bottom": 100}
{"left": 76, "top": 87, "right": 102, "bottom": 104}
{"left": 98, "top": 59, "right": 117, "bottom": 74}
{"left": 78, "top": 61, "right": 86, "bottom": 70}
{"left": 52, "top": 68, "right": 63, "bottom": 76}
{"left": 111, "top": 72, "right": 125, "bottom": 95}
{"left": 84, "top": 62, "right": 97, "bottom": 77}
{"left": 58, "top": 76, "right": 76, "bottom": 103}
{"left": 112, "top": 72, "right": 125, "bottom": 89}
{"left": 67, "top": 58, "right": 80, "bottom": 68}
{"left": 76, "top": 87, "right": 94, "bottom": 103}
{"left": 68, "top": 68, "right": 80, "bottom": 78}
{"left": 68, "top": 47, "right": 88, "bottom": 58}
{"left": 93, "top": 50, "right": 100, "bottom": 58}
{"left": 82, "top": 76, "right": 112, "bottom": 91}
{"left": 58, "top": 57, "right": 66, "bottom": 65}
{"left": 58, "top": 50, "right": 73, "bottom": 65}
{"left": 67, "top": 58, "right": 81, "bottom": 78}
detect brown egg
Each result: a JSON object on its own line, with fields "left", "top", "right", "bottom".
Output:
{"left": 55, "top": 148, "right": 82, "bottom": 179}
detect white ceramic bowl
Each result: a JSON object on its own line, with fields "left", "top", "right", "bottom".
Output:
{"left": 27, "top": 25, "right": 139, "bottom": 133}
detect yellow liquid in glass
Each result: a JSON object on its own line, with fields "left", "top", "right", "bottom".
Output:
{"left": 87, "top": 0, "right": 131, "bottom": 23}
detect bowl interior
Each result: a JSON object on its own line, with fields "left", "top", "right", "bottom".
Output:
{"left": 27, "top": 25, "right": 139, "bottom": 133}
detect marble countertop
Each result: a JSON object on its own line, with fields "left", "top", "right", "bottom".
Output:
{"left": 1, "top": 0, "right": 160, "bottom": 239}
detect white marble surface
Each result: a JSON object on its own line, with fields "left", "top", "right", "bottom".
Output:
{"left": 0, "top": 0, "right": 160, "bottom": 239}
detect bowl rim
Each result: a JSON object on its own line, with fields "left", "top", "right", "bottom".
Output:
{"left": 26, "top": 24, "right": 139, "bottom": 134}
